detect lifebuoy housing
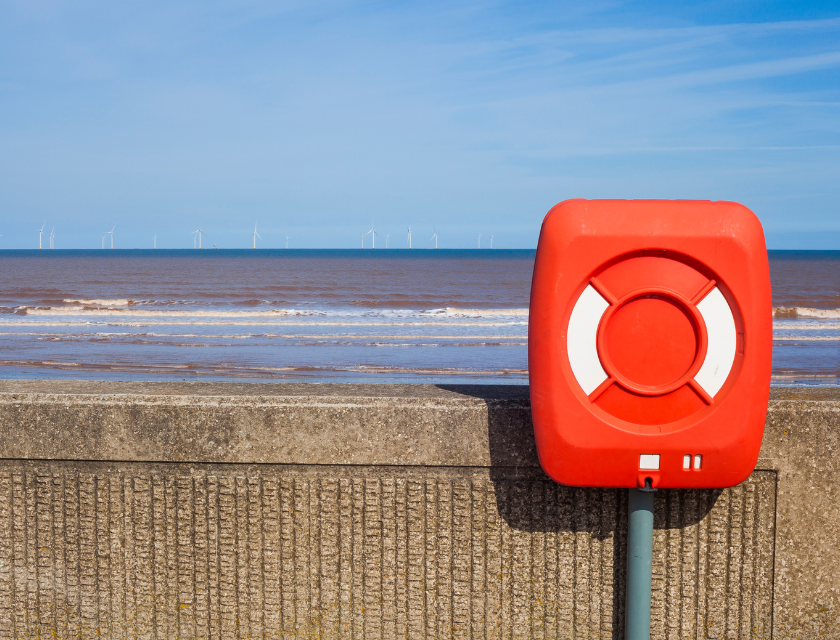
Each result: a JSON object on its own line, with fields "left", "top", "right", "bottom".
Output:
{"left": 529, "top": 200, "right": 772, "bottom": 489}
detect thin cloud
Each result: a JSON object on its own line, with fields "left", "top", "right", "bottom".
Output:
{"left": 0, "top": 1, "right": 837, "bottom": 247}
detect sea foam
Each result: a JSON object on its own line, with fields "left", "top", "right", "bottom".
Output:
{"left": 774, "top": 307, "right": 840, "bottom": 319}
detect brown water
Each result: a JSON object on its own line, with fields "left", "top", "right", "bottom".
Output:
{"left": 0, "top": 249, "right": 835, "bottom": 384}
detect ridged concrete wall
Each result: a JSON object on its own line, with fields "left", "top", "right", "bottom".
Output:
{"left": 0, "top": 462, "right": 775, "bottom": 640}
{"left": 0, "top": 382, "right": 838, "bottom": 639}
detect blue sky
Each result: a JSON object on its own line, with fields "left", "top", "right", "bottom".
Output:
{"left": 0, "top": 0, "right": 838, "bottom": 249}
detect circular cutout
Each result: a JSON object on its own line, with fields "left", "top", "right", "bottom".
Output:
{"left": 597, "top": 288, "right": 708, "bottom": 396}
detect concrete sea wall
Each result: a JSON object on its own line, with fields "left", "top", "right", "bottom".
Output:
{"left": 0, "top": 381, "right": 836, "bottom": 639}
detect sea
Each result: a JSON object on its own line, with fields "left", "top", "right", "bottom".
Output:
{"left": 0, "top": 249, "right": 836, "bottom": 386}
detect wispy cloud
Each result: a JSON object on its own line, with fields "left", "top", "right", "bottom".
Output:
{"left": 0, "top": 1, "right": 837, "bottom": 247}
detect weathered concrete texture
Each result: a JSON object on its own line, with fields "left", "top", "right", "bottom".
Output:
{"left": 0, "top": 381, "right": 836, "bottom": 639}
{"left": 0, "top": 461, "right": 775, "bottom": 640}
{"left": 0, "top": 381, "right": 536, "bottom": 468}
{"left": 759, "top": 389, "right": 840, "bottom": 640}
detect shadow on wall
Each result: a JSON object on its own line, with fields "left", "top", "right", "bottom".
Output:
{"left": 435, "top": 384, "right": 721, "bottom": 530}
{"left": 438, "top": 384, "right": 725, "bottom": 640}
{"left": 487, "top": 480, "right": 724, "bottom": 640}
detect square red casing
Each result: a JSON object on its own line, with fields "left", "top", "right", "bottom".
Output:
{"left": 528, "top": 200, "right": 772, "bottom": 489}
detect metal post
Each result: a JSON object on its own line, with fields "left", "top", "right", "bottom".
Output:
{"left": 626, "top": 483, "right": 655, "bottom": 640}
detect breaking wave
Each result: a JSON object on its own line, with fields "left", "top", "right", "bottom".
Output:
{"left": 432, "top": 307, "right": 530, "bottom": 317}
{"left": 774, "top": 307, "right": 840, "bottom": 319}
{"left": 63, "top": 298, "right": 134, "bottom": 306}
{"left": 13, "top": 305, "right": 533, "bottom": 321}
{"left": 20, "top": 307, "right": 313, "bottom": 318}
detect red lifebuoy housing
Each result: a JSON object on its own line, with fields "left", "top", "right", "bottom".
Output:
{"left": 529, "top": 200, "right": 772, "bottom": 489}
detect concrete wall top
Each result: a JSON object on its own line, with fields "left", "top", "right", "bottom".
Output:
{"left": 0, "top": 380, "right": 836, "bottom": 469}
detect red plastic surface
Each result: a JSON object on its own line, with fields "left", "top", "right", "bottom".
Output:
{"left": 528, "top": 200, "right": 772, "bottom": 489}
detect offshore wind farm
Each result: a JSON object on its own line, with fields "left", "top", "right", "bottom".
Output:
{"left": 8, "top": 220, "right": 504, "bottom": 250}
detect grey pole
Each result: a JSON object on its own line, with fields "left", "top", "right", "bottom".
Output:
{"left": 626, "top": 483, "right": 655, "bottom": 640}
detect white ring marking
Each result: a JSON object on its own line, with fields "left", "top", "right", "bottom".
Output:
{"left": 567, "top": 285, "right": 609, "bottom": 395}
{"left": 694, "top": 287, "right": 737, "bottom": 397}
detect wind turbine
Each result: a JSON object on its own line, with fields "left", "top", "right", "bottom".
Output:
{"left": 285, "top": 233, "right": 290, "bottom": 249}
{"left": 385, "top": 234, "right": 389, "bottom": 249}
{"left": 361, "top": 233, "right": 365, "bottom": 249}
{"left": 252, "top": 224, "right": 261, "bottom": 249}
{"left": 364, "top": 221, "right": 377, "bottom": 248}
{"left": 407, "top": 226, "right": 412, "bottom": 249}
{"left": 192, "top": 231, "right": 198, "bottom": 249}
{"left": 153, "top": 233, "right": 157, "bottom": 249}
{"left": 38, "top": 222, "right": 46, "bottom": 249}
{"left": 49, "top": 228, "right": 55, "bottom": 249}
{"left": 478, "top": 233, "right": 482, "bottom": 249}
{"left": 490, "top": 235, "right": 493, "bottom": 249}
{"left": 431, "top": 227, "right": 438, "bottom": 249}
{"left": 101, "top": 235, "right": 106, "bottom": 249}
{"left": 107, "top": 225, "right": 115, "bottom": 249}
{"left": 194, "top": 228, "right": 204, "bottom": 249}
